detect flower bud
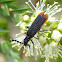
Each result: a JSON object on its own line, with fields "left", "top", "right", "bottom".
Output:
{"left": 23, "top": 15, "right": 29, "bottom": 21}
{"left": 57, "top": 23, "right": 62, "bottom": 31}
{"left": 39, "top": 36, "right": 47, "bottom": 45}
{"left": 51, "top": 30, "right": 62, "bottom": 41}
{"left": 50, "top": 41, "right": 58, "bottom": 48}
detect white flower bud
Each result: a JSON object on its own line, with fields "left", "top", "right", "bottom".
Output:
{"left": 23, "top": 15, "right": 29, "bottom": 21}
{"left": 39, "top": 36, "right": 47, "bottom": 44}
{"left": 20, "top": 23, "right": 26, "bottom": 30}
{"left": 25, "top": 2, "right": 28, "bottom": 4}
{"left": 50, "top": 41, "right": 58, "bottom": 48}
{"left": 31, "top": 17, "right": 35, "bottom": 22}
{"left": 51, "top": 30, "right": 62, "bottom": 41}
{"left": 57, "top": 23, "right": 62, "bottom": 31}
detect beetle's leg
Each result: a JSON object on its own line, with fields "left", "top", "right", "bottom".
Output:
{"left": 39, "top": 30, "right": 52, "bottom": 32}
{"left": 27, "top": 26, "right": 30, "bottom": 29}
{"left": 31, "top": 40, "right": 34, "bottom": 45}
{"left": 27, "top": 44, "right": 30, "bottom": 48}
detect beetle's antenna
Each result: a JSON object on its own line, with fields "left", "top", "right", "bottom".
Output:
{"left": 9, "top": 39, "right": 24, "bottom": 44}
{"left": 9, "top": 39, "right": 30, "bottom": 48}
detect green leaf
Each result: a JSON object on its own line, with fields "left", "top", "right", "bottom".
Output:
{"left": 0, "top": 16, "right": 7, "bottom": 28}
{"left": 46, "top": 21, "right": 52, "bottom": 26}
{"left": 8, "top": 55, "right": 15, "bottom": 62}
{"left": 57, "top": 56, "right": 62, "bottom": 62}
{"left": 7, "top": 4, "right": 30, "bottom": 12}
{"left": 0, "top": 29, "right": 10, "bottom": 33}
{"left": 60, "top": 37, "right": 62, "bottom": 45}
{"left": 48, "top": 31, "right": 53, "bottom": 38}
{"left": 11, "top": 52, "right": 24, "bottom": 62}
{"left": 2, "top": 4, "right": 10, "bottom": 16}
{"left": 0, "top": 43, "right": 1, "bottom": 52}
{"left": 47, "top": 31, "right": 53, "bottom": 44}
{"left": 14, "top": 13, "right": 20, "bottom": 23}
{"left": 51, "top": 21, "right": 60, "bottom": 29}
{"left": 38, "top": 58, "right": 45, "bottom": 62}
{"left": 7, "top": 4, "right": 17, "bottom": 9}
{"left": 12, "top": 8, "right": 29, "bottom": 13}
{"left": 0, "top": 8, "right": 4, "bottom": 15}
{"left": 0, "top": 0, "right": 16, "bottom": 3}
{"left": 1, "top": 43, "right": 11, "bottom": 55}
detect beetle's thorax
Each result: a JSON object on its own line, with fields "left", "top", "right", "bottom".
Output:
{"left": 24, "top": 35, "right": 30, "bottom": 46}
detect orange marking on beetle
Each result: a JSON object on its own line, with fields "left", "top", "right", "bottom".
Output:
{"left": 38, "top": 12, "right": 44, "bottom": 17}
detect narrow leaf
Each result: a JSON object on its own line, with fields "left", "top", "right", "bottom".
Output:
{"left": 0, "top": 0, "right": 16, "bottom": 3}
{"left": 2, "top": 4, "right": 10, "bottom": 16}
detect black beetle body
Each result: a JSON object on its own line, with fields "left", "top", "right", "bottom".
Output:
{"left": 23, "top": 12, "right": 48, "bottom": 46}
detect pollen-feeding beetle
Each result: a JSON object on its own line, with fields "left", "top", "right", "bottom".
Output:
{"left": 10, "top": 12, "right": 48, "bottom": 47}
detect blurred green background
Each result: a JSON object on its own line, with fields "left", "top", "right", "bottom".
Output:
{"left": 0, "top": 0, "right": 62, "bottom": 62}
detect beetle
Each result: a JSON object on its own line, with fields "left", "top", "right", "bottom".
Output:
{"left": 10, "top": 12, "right": 48, "bottom": 47}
